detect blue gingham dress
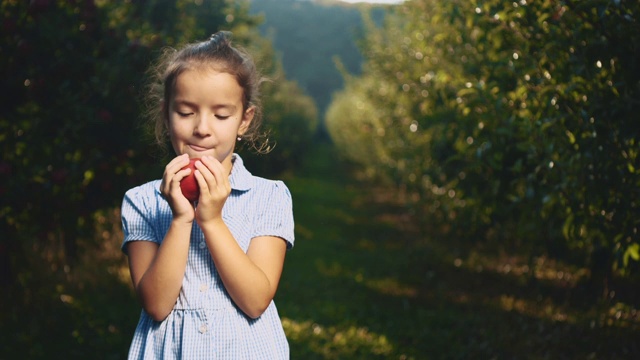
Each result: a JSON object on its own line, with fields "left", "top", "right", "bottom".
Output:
{"left": 121, "top": 154, "right": 294, "bottom": 359}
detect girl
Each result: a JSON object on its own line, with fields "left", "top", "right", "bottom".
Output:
{"left": 120, "top": 31, "right": 294, "bottom": 359}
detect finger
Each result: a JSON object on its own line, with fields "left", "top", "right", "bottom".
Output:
{"left": 167, "top": 153, "right": 190, "bottom": 175}
{"left": 191, "top": 159, "right": 214, "bottom": 200}
{"left": 193, "top": 167, "right": 208, "bottom": 198}
{"left": 162, "top": 154, "right": 190, "bottom": 181}
{"left": 197, "top": 156, "right": 223, "bottom": 191}
{"left": 161, "top": 154, "right": 191, "bottom": 194}
{"left": 201, "top": 156, "right": 227, "bottom": 187}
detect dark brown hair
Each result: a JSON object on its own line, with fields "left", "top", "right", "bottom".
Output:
{"left": 143, "top": 31, "right": 269, "bottom": 153}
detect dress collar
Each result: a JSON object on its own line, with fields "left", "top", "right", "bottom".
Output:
{"left": 229, "top": 153, "right": 253, "bottom": 192}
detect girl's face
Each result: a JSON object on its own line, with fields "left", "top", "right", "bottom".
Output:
{"left": 168, "top": 68, "right": 254, "bottom": 172}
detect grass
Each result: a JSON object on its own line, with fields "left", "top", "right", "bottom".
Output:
{"left": 2, "top": 142, "right": 638, "bottom": 359}
{"left": 276, "top": 143, "right": 639, "bottom": 359}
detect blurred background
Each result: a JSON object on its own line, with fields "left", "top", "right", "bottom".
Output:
{"left": 1, "top": 0, "right": 639, "bottom": 358}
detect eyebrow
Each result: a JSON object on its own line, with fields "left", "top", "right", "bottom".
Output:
{"left": 173, "top": 99, "right": 237, "bottom": 112}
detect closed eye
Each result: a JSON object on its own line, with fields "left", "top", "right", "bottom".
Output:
{"left": 176, "top": 111, "right": 194, "bottom": 117}
{"left": 216, "top": 115, "right": 231, "bottom": 120}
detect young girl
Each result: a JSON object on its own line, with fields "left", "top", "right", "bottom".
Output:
{"left": 120, "top": 31, "right": 294, "bottom": 359}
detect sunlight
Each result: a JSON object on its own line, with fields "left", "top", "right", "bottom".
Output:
{"left": 498, "top": 294, "right": 571, "bottom": 323}
{"left": 281, "top": 317, "right": 395, "bottom": 356}
{"left": 365, "top": 277, "right": 417, "bottom": 297}
{"left": 315, "top": 258, "right": 417, "bottom": 298}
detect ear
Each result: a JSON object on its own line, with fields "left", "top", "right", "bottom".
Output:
{"left": 239, "top": 106, "right": 255, "bottom": 135}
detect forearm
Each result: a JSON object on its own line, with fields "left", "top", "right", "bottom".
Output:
{"left": 201, "top": 219, "right": 275, "bottom": 318}
{"left": 136, "top": 221, "right": 192, "bottom": 321}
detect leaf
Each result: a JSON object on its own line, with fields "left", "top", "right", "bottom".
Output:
{"left": 537, "top": 13, "right": 550, "bottom": 25}
{"left": 566, "top": 130, "right": 576, "bottom": 144}
{"left": 623, "top": 244, "right": 640, "bottom": 267}
{"left": 562, "top": 214, "right": 575, "bottom": 240}
{"left": 628, "top": 244, "right": 639, "bottom": 260}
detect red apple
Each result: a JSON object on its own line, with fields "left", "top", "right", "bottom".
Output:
{"left": 180, "top": 158, "right": 200, "bottom": 202}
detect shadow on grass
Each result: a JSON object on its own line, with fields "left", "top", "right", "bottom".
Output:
{"left": 277, "top": 143, "right": 639, "bottom": 359}
{"left": 2, "top": 143, "right": 637, "bottom": 359}
{"left": 0, "top": 209, "right": 138, "bottom": 360}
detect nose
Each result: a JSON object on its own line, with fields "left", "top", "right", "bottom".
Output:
{"left": 193, "top": 113, "right": 212, "bottom": 137}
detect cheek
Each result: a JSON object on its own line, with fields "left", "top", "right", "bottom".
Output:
{"left": 219, "top": 119, "right": 242, "bottom": 136}
{"left": 169, "top": 119, "right": 190, "bottom": 136}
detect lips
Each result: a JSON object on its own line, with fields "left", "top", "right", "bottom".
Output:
{"left": 188, "top": 144, "right": 210, "bottom": 152}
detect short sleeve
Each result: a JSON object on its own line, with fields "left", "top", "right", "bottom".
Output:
{"left": 120, "top": 185, "right": 160, "bottom": 254}
{"left": 251, "top": 181, "right": 295, "bottom": 249}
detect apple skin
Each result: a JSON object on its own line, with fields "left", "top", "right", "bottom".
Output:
{"left": 180, "top": 158, "right": 200, "bottom": 202}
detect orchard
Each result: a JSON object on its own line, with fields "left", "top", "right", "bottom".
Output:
{"left": 327, "top": 0, "right": 640, "bottom": 291}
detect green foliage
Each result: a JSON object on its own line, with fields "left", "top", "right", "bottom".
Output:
{"left": 249, "top": 0, "right": 373, "bottom": 117}
{"left": 4, "top": 144, "right": 637, "bottom": 358}
{"left": 0, "top": 0, "right": 316, "bottom": 353}
{"left": 0, "top": 0, "right": 242, "bottom": 351}
{"left": 279, "top": 144, "right": 639, "bottom": 359}
{"left": 239, "top": 35, "right": 319, "bottom": 177}
{"left": 0, "top": 0, "right": 245, "bottom": 275}
{"left": 243, "top": 76, "right": 318, "bottom": 177}
{"left": 327, "top": 0, "right": 640, "bottom": 281}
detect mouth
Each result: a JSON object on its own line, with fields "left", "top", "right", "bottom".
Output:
{"left": 188, "top": 144, "right": 211, "bottom": 152}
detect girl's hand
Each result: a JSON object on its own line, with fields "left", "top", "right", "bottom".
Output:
{"left": 193, "top": 155, "right": 231, "bottom": 225}
{"left": 160, "top": 154, "right": 195, "bottom": 222}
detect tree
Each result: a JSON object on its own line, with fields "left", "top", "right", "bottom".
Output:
{"left": 326, "top": 0, "right": 640, "bottom": 285}
{"left": 237, "top": 35, "right": 319, "bottom": 177}
{"left": 0, "top": 0, "right": 313, "bottom": 356}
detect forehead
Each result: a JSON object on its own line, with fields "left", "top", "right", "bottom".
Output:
{"left": 172, "top": 68, "right": 243, "bottom": 105}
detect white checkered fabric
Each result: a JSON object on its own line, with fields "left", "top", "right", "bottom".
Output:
{"left": 121, "top": 154, "right": 294, "bottom": 359}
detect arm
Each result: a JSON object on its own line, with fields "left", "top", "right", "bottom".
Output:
{"left": 126, "top": 220, "right": 192, "bottom": 321}
{"left": 201, "top": 220, "right": 287, "bottom": 319}
{"left": 194, "top": 156, "right": 289, "bottom": 318}
{"left": 126, "top": 154, "right": 195, "bottom": 322}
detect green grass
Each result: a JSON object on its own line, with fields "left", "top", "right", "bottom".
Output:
{"left": 2, "top": 142, "right": 638, "bottom": 359}
{"left": 276, "top": 143, "right": 639, "bottom": 359}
